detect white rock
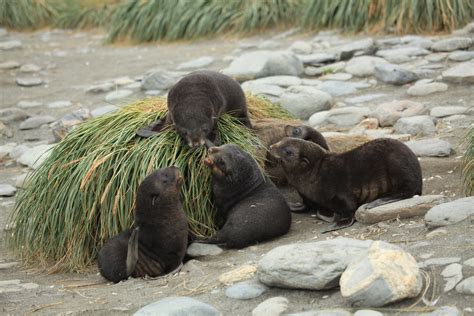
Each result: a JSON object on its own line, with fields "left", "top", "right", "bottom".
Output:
{"left": 0, "top": 61, "right": 21, "bottom": 70}
{"left": 373, "top": 100, "right": 426, "bottom": 127}
{"left": 309, "top": 106, "right": 371, "bottom": 127}
{"left": 430, "top": 106, "right": 468, "bottom": 118}
{"left": 455, "top": 276, "right": 474, "bottom": 295}
{"left": 186, "top": 243, "right": 223, "bottom": 257}
{"left": 419, "top": 257, "right": 461, "bottom": 268}
{"left": 0, "top": 40, "right": 22, "bottom": 50}
{"left": 340, "top": 241, "right": 422, "bottom": 307}
{"left": 105, "top": 89, "right": 133, "bottom": 102}
{"left": 441, "top": 263, "right": 463, "bottom": 292}
{"left": 252, "top": 297, "right": 289, "bottom": 316}
{"left": 394, "top": 115, "right": 435, "bottom": 136}
{"left": 133, "top": 297, "right": 220, "bottom": 316}
{"left": 431, "top": 37, "right": 473, "bottom": 52}
{"left": 91, "top": 105, "right": 119, "bottom": 118}
{"left": 19, "top": 115, "right": 55, "bottom": 130}
{"left": 289, "top": 41, "right": 313, "bottom": 54}
{"left": 248, "top": 75, "right": 302, "bottom": 87}
{"left": 448, "top": 51, "right": 474, "bottom": 62}
{"left": 376, "top": 47, "right": 430, "bottom": 58}
{"left": 17, "top": 100, "right": 43, "bottom": 108}
{"left": 345, "top": 56, "right": 389, "bottom": 77}
{"left": 16, "top": 77, "right": 43, "bottom": 87}
{"left": 18, "top": 144, "right": 54, "bottom": 169}
{"left": 279, "top": 87, "right": 332, "bottom": 120}
{"left": 407, "top": 82, "right": 448, "bottom": 96}
{"left": 19, "top": 64, "right": 41, "bottom": 73}
{"left": 425, "top": 197, "right": 474, "bottom": 227}
{"left": 176, "top": 56, "right": 215, "bottom": 70}
{"left": 0, "top": 184, "right": 16, "bottom": 197}
{"left": 442, "top": 61, "right": 474, "bottom": 84}
{"left": 464, "top": 258, "right": 474, "bottom": 267}
{"left": 404, "top": 139, "right": 453, "bottom": 157}
{"left": 47, "top": 100, "right": 72, "bottom": 108}
{"left": 320, "top": 73, "right": 352, "bottom": 81}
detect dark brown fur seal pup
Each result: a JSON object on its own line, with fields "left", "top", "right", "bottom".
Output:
{"left": 269, "top": 137, "right": 422, "bottom": 232}
{"left": 136, "top": 70, "right": 251, "bottom": 147}
{"left": 200, "top": 144, "right": 291, "bottom": 248}
{"left": 97, "top": 167, "right": 188, "bottom": 283}
{"left": 284, "top": 125, "right": 329, "bottom": 150}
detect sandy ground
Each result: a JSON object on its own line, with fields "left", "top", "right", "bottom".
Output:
{"left": 0, "top": 28, "right": 473, "bottom": 315}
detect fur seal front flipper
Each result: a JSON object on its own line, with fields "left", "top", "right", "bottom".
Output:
{"left": 322, "top": 216, "right": 355, "bottom": 233}
{"left": 136, "top": 119, "right": 166, "bottom": 138}
{"left": 126, "top": 227, "right": 139, "bottom": 276}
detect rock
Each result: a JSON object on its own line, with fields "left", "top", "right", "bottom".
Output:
{"left": 404, "top": 139, "right": 453, "bottom": 157}
{"left": 258, "top": 40, "right": 280, "bottom": 49}
{"left": 448, "top": 51, "right": 474, "bottom": 62}
{"left": 133, "top": 297, "right": 220, "bottom": 316}
{"left": 246, "top": 75, "right": 302, "bottom": 87}
{"left": 0, "top": 262, "right": 18, "bottom": 270}
{"left": 252, "top": 297, "right": 289, "bottom": 316}
{"left": 355, "top": 195, "right": 447, "bottom": 224}
{"left": 176, "top": 56, "right": 214, "bottom": 70}
{"left": 464, "top": 258, "right": 474, "bottom": 267}
{"left": 456, "top": 277, "right": 474, "bottom": 295}
{"left": 105, "top": 89, "right": 133, "bottom": 102}
{"left": 186, "top": 243, "right": 223, "bottom": 257}
{"left": 320, "top": 73, "right": 352, "bottom": 81}
{"left": 141, "top": 71, "right": 182, "bottom": 91}
{"left": 0, "top": 280, "right": 39, "bottom": 294}
{"left": 181, "top": 259, "right": 205, "bottom": 277}
{"left": 91, "top": 105, "right": 119, "bottom": 118}
{"left": 279, "top": 87, "right": 332, "bottom": 120}
{"left": 373, "top": 100, "right": 426, "bottom": 127}
{"left": 426, "top": 228, "right": 448, "bottom": 239}
{"left": 419, "top": 257, "right": 461, "bottom": 268}
{"left": 219, "top": 265, "right": 257, "bottom": 285}
{"left": 407, "top": 81, "right": 448, "bottom": 96}
{"left": 113, "top": 77, "right": 134, "bottom": 86}
{"left": 19, "top": 64, "right": 41, "bottom": 73}
{"left": 441, "top": 263, "right": 463, "bottom": 292}
{"left": 442, "top": 61, "right": 474, "bottom": 84}
{"left": 345, "top": 56, "right": 389, "bottom": 77}
{"left": 258, "top": 237, "right": 373, "bottom": 290}
{"left": 241, "top": 83, "right": 285, "bottom": 97}
{"left": 47, "top": 100, "right": 72, "bottom": 109}
{"left": 431, "top": 37, "right": 473, "bottom": 52}
{"left": 425, "top": 197, "right": 474, "bottom": 227}
{"left": 316, "top": 81, "right": 367, "bottom": 97}
{"left": 19, "top": 115, "right": 55, "bottom": 130}
{"left": 0, "top": 108, "right": 30, "bottom": 123}
{"left": 349, "top": 118, "right": 380, "bottom": 135}
{"left": 376, "top": 47, "right": 430, "bottom": 58}
{"left": 18, "top": 144, "right": 54, "bottom": 169}
{"left": 14, "top": 173, "right": 30, "bottom": 188}
{"left": 385, "top": 54, "right": 413, "bottom": 64}
{"left": 289, "top": 41, "right": 313, "bottom": 54}
{"left": 431, "top": 106, "right": 468, "bottom": 118}
{"left": 309, "top": 106, "right": 371, "bottom": 127}
{"left": 9, "top": 144, "right": 30, "bottom": 160}
{"left": 400, "top": 36, "right": 434, "bottom": 49}
{"left": 0, "top": 61, "right": 21, "bottom": 70}
{"left": 374, "top": 64, "right": 418, "bottom": 85}
{"left": 423, "top": 306, "right": 462, "bottom": 316}
{"left": 16, "top": 77, "right": 43, "bottom": 87}
{"left": 222, "top": 51, "right": 304, "bottom": 81}
{"left": 288, "top": 310, "right": 352, "bottom": 316}
{"left": 299, "top": 53, "right": 337, "bottom": 66}
{"left": 426, "top": 53, "right": 448, "bottom": 62}
{"left": 394, "top": 115, "right": 435, "bottom": 136}
{"left": 0, "top": 40, "right": 22, "bottom": 50}
{"left": 0, "top": 143, "right": 16, "bottom": 159}
{"left": 305, "top": 61, "right": 346, "bottom": 76}
{"left": 17, "top": 100, "right": 43, "bottom": 109}
{"left": 85, "top": 82, "right": 115, "bottom": 93}
{"left": 0, "top": 184, "right": 16, "bottom": 197}
{"left": 345, "top": 94, "right": 386, "bottom": 104}
{"left": 335, "top": 38, "right": 375, "bottom": 59}
{"left": 340, "top": 241, "right": 422, "bottom": 307}
{"left": 225, "top": 279, "right": 268, "bottom": 300}
{"left": 354, "top": 310, "right": 383, "bottom": 316}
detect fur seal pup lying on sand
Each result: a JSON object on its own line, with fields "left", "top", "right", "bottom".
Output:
{"left": 97, "top": 167, "right": 188, "bottom": 283}
{"left": 136, "top": 70, "right": 251, "bottom": 147}
{"left": 269, "top": 137, "right": 422, "bottom": 232}
{"left": 200, "top": 144, "right": 291, "bottom": 248}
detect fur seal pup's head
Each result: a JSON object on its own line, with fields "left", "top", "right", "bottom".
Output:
{"left": 204, "top": 144, "right": 262, "bottom": 185}
{"left": 135, "top": 166, "right": 184, "bottom": 222}
{"left": 269, "top": 137, "right": 327, "bottom": 172}
{"left": 173, "top": 112, "right": 213, "bottom": 148}
{"left": 284, "top": 125, "right": 330, "bottom": 150}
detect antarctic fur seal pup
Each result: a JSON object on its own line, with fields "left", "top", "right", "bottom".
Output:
{"left": 269, "top": 137, "right": 422, "bottom": 232}
{"left": 97, "top": 167, "right": 188, "bottom": 283}
{"left": 284, "top": 125, "right": 329, "bottom": 150}
{"left": 200, "top": 144, "right": 291, "bottom": 248}
{"left": 136, "top": 70, "right": 251, "bottom": 147}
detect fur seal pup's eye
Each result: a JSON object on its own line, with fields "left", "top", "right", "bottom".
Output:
{"left": 283, "top": 148, "right": 293, "bottom": 157}
{"left": 216, "top": 159, "right": 226, "bottom": 170}
{"left": 202, "top": 127, "right": 209, "bottom": 134}
{"left": 293, "top": 127, "right": 301, "bottom": 136}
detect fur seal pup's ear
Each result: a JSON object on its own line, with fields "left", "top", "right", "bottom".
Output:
{"left": 126, "top": 227, "right": 139, "bottom": 276}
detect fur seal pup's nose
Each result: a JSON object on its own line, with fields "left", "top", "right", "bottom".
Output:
{"left": 208, "top": 147, "right": 219, "bottom": 154}
{"left": 204, "top": 157, "right": 214, "bottom": 166}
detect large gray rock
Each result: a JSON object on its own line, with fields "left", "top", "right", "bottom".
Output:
{"left": 455, "top": 276, "right": 474, "bottom": 295}
{"left": 252, "top": 297, "right": 289, "bottom": 316}
{"left": 425, "top": 197, "right": 474, "bottom": 227}
{"left": 19, "top": 115, "right": 55, "bottom": 130}
{"left": 9, "top": 144, "right": 30, "bottom": 160}
{"left": 133, "top": 296, "right": 220, "bottom": 316}
{"left": 289, "top": 41, "right": 313, "bottom": 54}
{"left": 334, "top": 38, "right": 375, "bottom": 59}
{"left": 258, "top": 238, "right": 373, "bottom": 290}
{"left": 407, "top": 81, "right": 448, "bottom": 96}
{"left": 374, "top": 64, "right": 418, "bottom": 85}
{"left": 404, "top": 139, "right": 453, "bottom": 157}
{"left": 176, "top": 56, "right": 214, "bottom": 70}
{"left": 186, "top": 243, "right": 223, "bottom": 257}
{"left": 431, "top": 106, "right": 468, "bottom": 118}
{"left": 376, "top": 47, "right": 430, "bottom": 58}
{"left": 441, "top": 263, "right": 463, "bottom": 292}
{"left": 91, "top": 105, "right": 119, "bottom": 118}
{"left": 225, "top": 279, "right": 268, "bottom": 300}
{"left": 345, "top": 56, "right": 388, "bottom": 77}
{"left": 18, "top": 144, "right": 54, "bottom": 169}
{"left": 309, "top": 106, "right": 371, "bottom": 127}
{"left": 340, "top": 241, "right": 422, "bottom": 307}
{"left": 16, "top": 77, "right": 44, "bottom": 87}
{"left": 373, "top": 100, "right": 426, "bottom": 127}
{"left": 448, "top": 51, "right": 474, "bottom": 62}
{"left": 442, "top": 61, "right": 474, "bottom": 84}
{"left": 222, "top": 51, "right": 304, "bottom": 81}
{"left": 394, "top": 115, "right": 435, "bottom": 136}
{"left": 355, "top": 195, "right": 447, "bottom": 224}
{"left": 279, "top": 87, "right": 332, "bottom": 120}
{"left": 431, "top": 37, "right": 473, "bottom": 52}
{"left": 0, "top": 40, "right": 22, "bottom": 50}
{"left": 141, "top": 71, "right": 182, "bottom": 91}
{"left": 0, "top": 108, "right": 30, "bottom": 123}
{"left": 0, "top": 184, "right": 16, "bottom": 197}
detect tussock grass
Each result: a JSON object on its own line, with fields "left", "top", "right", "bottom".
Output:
{"left": 0, "top": 0, "right": 55, "bottom": 29}
{"left": 53, "top": 0, "right": 115, "bottom": 29}
{"left": 462, "top": 125, "right": 474, "bottom": 196}
{"left": 9, "top": 95, "right": 294, "bottom": 272}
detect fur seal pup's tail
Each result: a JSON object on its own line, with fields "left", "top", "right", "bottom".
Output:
{"left": 126, "top": 227, "right": 140, "bottom": 276}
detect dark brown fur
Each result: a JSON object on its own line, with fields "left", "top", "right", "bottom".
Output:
{"left": 137, "top": 70, "right": 251, "bottom": 147}
{"left": 97, "top": 167, "right": 188, "bottom": 283}
{"left": 269, "top": 138, "right": 422, "bottom": 226}
{"left": 200, "top": 144, "right": 291, "bottom": 248}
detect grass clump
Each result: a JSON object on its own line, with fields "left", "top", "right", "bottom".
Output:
{"left": 53, "top": 0, "right": 116, "bottom": 29}
{"left": 9, "top": 95, "right": 294, "bottom": 272}
{"left": 462, "top": 125, "right": 474, "bottom": 196}
{"left": 0, "top": 0, "right": 55, "bottom": 29}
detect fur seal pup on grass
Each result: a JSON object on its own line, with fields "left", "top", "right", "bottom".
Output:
{"left": 136, "top": 70, "right": 251, "bottom": 147}
{"left": 200, "top": 144, "right": 291, "bottom": 248}
{"left": 97, "top": 167, "right": 188, "bottom": 283}
{"left": 269, "top": 137, "right": 422, "bottom": 232}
